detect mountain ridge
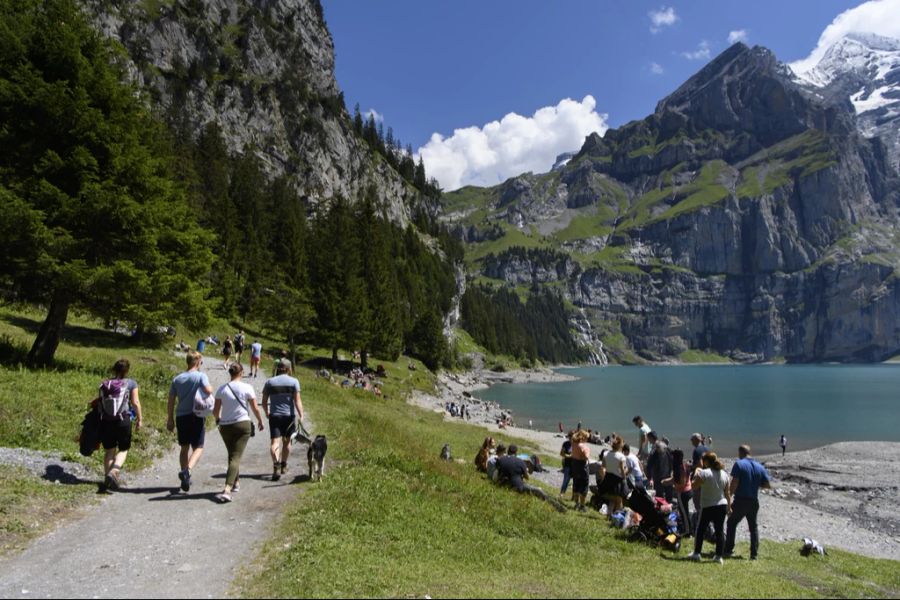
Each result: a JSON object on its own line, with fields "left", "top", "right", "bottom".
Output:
{"left": 445, "top": 39, "right": 900, "bottom": 365}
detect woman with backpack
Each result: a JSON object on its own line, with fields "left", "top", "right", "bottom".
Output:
{"left": 687, "top": 452, "right": 732, "bottom": 564}
{"left": 213, "top": 363, "right": 265, "bottom": 503}
{"left": 97, "top": 359, "right": 142, "bottom": 491}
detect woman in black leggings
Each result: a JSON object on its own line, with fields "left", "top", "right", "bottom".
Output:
{"left": 687, "top": 452, "right": 732, "bottom": 564}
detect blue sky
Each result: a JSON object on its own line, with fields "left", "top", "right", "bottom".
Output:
{"left": 321, "top": 1, "right": 892, "bottom": 188}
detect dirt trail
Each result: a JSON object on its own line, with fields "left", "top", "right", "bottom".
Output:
{"left": 0, "top": 358, "right": 314, "bottom": 598}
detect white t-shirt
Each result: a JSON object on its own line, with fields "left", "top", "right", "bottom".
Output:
{"left": 639, "top": 423, "right": 652, "bottom": 455}
{"left": 215, "top": 381, "right": 257, "bottom": 425}
{"left": 697, "top": 468, "right": 730, "bottom": 508}
{"left": 250, "top": 342, "right": 262, "bottom": 358}
{"left": 625, "top": 454, "right": 644, "bottom": 478}
{"left": 604, "top": 451, "right": 627, "bottom": 478}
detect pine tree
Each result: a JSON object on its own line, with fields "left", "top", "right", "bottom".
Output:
{"left": 0, "top": 0, "right": 213, "bottom": 366}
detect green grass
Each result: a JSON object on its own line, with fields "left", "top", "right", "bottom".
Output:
{"left": 678, "top": 349, "right": 732, "bottom": 364}
{"left": 238, "top": 362, "right": 900, "bottom": 598}
{"left": 443, "top": 185, "right": 496, "bottom": 215}
{"left": 552, "top": 210, "right": 615, "bottom": 242}
{"left": 467, "top": 223, "right": 550, "bottom": 264}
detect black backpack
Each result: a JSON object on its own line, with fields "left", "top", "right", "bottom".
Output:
{"left": 78, "top": 406, "right": 102, "bottom": 457}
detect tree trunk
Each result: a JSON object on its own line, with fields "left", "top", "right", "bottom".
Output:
{"left": 331, "top": 347, "right": 338, "bottom": 372}
{"left": 360, "top": 349, "right": 368, "bottom": 370}
{"left": 26, "top": 298, "right": 70, "bottom": 368}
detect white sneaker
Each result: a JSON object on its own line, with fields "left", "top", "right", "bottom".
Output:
{"left": 714, "top": 556, "right": 724, "bottom": 565}
{"left": 686, "top": 553, "right": 701, "bottom": 562}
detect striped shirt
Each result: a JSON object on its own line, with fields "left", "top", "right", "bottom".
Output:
{"left": 263, "top": 374, "right": 300, "bottom": 417}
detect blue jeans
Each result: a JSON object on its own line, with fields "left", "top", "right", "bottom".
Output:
{"left": 560, "top": 465, "right": 571, "bottom": 494}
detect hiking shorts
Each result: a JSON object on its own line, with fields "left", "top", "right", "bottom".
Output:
{"left": 268, "top": 415, "right": 296, "bottom": 440}
{"left": 176, "top": 414, "right": 206, "bottom": 449}
{"left": 99, "top": 418, "right": 132, "bottom": 451}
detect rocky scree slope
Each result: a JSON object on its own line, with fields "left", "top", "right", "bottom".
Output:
{"left": 445, "top": 42, "right": 900, "bottom": 364}
{"left": 84, "top": 0, "right": 429, "bottom": 225}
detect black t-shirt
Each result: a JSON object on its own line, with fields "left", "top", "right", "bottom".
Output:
{"left": 692, "top": 444, "right": 709, "bottom": 471}
{"left": 561, "top": 440, "right": 573, "bottom": 468}
{"left": 497, "top": 455, "right": 529, "bottom": 491}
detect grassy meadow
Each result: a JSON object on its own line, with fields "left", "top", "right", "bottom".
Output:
{"left": 1, "top": 305, "right": 898, "bottom": 597}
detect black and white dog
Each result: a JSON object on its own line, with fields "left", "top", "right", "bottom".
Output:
{"left": 307, "top": 435, "right": 328, "bottom": 482}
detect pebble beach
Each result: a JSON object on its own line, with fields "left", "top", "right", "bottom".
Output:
{"left": 409, "top": 369, "right": 900, "bottom": 561}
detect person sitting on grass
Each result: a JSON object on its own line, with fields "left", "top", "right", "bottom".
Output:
{"left": 496, "top": 445, "right": 566, "bottom": 512}
{"left": 487, "top": 443, "right": 506, "bottom": 481}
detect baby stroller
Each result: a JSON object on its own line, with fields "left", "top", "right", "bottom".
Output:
{"left": 625, "top": 488, "right": 682, "bottom": 552}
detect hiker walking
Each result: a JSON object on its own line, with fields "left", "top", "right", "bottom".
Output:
{"left": 724, "top": 445, "right": 771, "bottom": 560}
{"left": 222, "top": 336, "right": 234, "bottom": 369}
{"left": 97, "top": 359, "right": 142, "bottom": 491}
{"left": 213, "top": 363, "right": 265, "bottom": 503}
{"left": 249, "top": 340, "right": 262, "bottom": 377}
{"left": 779, "top": 434, "right": 787, "bottom": 457}
{"left": 234, "top": 330, "right": 245, "bottom": 367}
{"left": 262, "top": 359, "right": 303, "bottom": 481}
{"left": 167, "top": 350, "right": 213, "bottom": 492}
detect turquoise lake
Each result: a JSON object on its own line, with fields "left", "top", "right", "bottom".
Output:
{"left": 474, "top": 365, "right": 900, "bottom": 456}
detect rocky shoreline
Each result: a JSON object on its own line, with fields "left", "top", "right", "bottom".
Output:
{"left": 409, "top": 372, "right": 900, "bottom": 561}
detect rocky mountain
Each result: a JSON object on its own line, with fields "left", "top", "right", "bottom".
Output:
{"left": 445, "top": 42, "right": 900, "bottom": 364}
{"left": 793, "top": 32, "right": 900, "bottom": 173}
{"left": 82, "top": 0, "right": 429, "bottom": 225}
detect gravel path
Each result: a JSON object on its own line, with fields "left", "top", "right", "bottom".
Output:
{"left": 0, "top": 358, "right": 316, "bottom": 599}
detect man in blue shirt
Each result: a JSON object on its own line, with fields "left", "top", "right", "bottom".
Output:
{"left": 724, "top": 445, "right": 772, "bottom": 560}
{"left": 167, "top": 350, "right": 213, "bottom": 492}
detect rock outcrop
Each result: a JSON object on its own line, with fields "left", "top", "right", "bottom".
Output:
{"left": 447, "top": 42, "right": 900, "bottom": 363}
{"left": 84, "top": 0, "right": 428, "bottom": 224}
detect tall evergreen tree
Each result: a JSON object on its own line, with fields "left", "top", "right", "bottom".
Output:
{"left": 0, "top": 0, "right": 213, "bottom": 366}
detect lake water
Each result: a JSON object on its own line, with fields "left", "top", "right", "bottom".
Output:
{"left": 474, "top": 365, "right": 900, "bottom": 456}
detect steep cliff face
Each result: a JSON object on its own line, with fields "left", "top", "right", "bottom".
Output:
{"left": 447, "top": 43, "right": 900, "bottom": 363}
{"left": 84, "top": 0, "right": 424, "bottom": 224}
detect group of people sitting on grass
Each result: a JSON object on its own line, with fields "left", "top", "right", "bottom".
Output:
{"left": 89, "top": 349, "right": 304, "bottom": 504}
{"left": 340, "top": 366, "right": 383, "bottom": 396}
{"left": 474, "top": 437, "right": 565, "bottom": 512}
{"left": 474, "top": 414, "right": 772, "bottom": 564}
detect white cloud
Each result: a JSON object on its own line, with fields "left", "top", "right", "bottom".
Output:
{"left": 364, "top": 109, "right": 384, "bottom": 123}
{"left": 728, "top": 29, "right": 748, "bottom": 45}
{"left": 417, "top": 96, "right": 609, "bottom": 191}
{"left": 790, "top": 0, "right": 900, "bottom": 73}
{"left": 681, "top": 40, "right": 712, "bottom": 61}
{"left": 650, "top": 62, "right": 665, "bottom": 75}
{"left": 649, "top": 6, "right": 678, "bottom": 34}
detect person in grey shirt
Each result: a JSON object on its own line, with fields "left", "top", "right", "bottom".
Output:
{"left": 262, "top": 360, "right": 303, "bottom": 481}
{"left": 167, "top": 350, "right": 213, "bottom": 492}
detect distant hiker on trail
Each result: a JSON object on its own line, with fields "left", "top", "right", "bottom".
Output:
{"left": 213, "top": 363, "right": 265, "bottom": 504}
{"left": 97, "top": 359, "right": 142, "bottom": 492}
{"left": 167, "top": 350, "right": 213, "bottom": 492}
{"left": 263, "top": 360, "right": 303, "bottom": 481}
{"left": 724, "top": 445, "right": 771, "bottom": 560}
{"left": 249, "top": 340, "right": 262, "bottom": 377}
{"left": 780, "top": 435, "right": 787, "bottom": 457}
{"left": 222, "top": 336, "right": 234, "bottom": 369}
{"left": 234, "top": 330, "right": 245, "bottom": 366}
